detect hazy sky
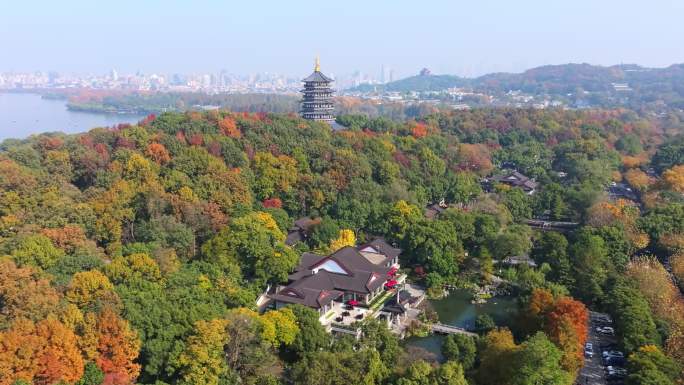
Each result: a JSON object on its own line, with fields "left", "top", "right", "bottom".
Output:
{"left": 2, "top": 0, "right": 683, "bottom": 78}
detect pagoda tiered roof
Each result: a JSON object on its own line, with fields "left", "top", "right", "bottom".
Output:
{"left": 302, "top": 71, "right": 333, "bottom": 83}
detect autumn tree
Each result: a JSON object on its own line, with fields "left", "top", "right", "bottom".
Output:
{"left": 627, "top": 257, "right": 684, "bottom": 362}
{"left": 218, "top": 116, "right": 241, "bottom": 138}
{"left": 34, "top": 318, "right": 85, "bottom": 385}
{"left": 624, "top": 168, "right": 651, "bottom": 191}
{"left": 545, "top": 297, "right": 589, "bottom": 373}
{"left": 175, "top": 319, "right": 229, "bottom": 385}
{"left": 260, "top": 308, "right": 300, "bottom": 348}
{"left": 0, "top": 260, "right": 60, "bottom": 328}
{"left": 95, "top": 308, "right": 141, "bottom": 385}
{"left": 103, "top": 253, "right": 161, "bottom": 285}
{"left": 662, "top": 165, "right": 684, "bottom": 193}
{"left": 327, "top": 229, "right": 356, "bottom": 253}
{"left": 41, "top": 225, "right": 88, "bottom": 253}
{"left": 0, "top": 318, "right": 83, "bottom": 385}
{"left": 66, "top": 270, "right": 120, "bottom": 311}
{"left": 145, "top": 143, "right": 171, "bottom": 165}
{"left": 456, "top": 143, "right": 493, "bottom": 175}
{"left": 0, "top": 319, "right": 43, "bottom": 385}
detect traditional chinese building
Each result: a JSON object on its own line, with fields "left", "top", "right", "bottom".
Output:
{"left": 269, "top": 238, "right": 401, "bottom": 317}
{"left": 300, "top": 57, "right": 335, "bottom": 123}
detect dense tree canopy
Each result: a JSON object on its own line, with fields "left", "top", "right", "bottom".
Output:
{"left": 0, "top": 107, "right": 682, "bottom": 385}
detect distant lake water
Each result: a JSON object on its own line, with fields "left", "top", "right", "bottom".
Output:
{"left": 0, "top": 92, "right": 145, "bottom": 141}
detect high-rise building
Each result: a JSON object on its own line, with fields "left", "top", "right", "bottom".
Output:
{"left": 300, "top": 57, "right": 335, "bottom": 123}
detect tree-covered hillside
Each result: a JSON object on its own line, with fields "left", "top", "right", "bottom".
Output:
{"left": 1, "top": 108, "right": 683, "bottom": 385}
{"left": 351, "top": 63, "right": 684, "bottom": 109}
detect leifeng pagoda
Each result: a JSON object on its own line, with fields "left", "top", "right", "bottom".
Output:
{"left": 300, "top": 57, "right": 335, "bottom": 123}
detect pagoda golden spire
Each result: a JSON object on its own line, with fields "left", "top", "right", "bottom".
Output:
{"left": 314, "top": 56, "right": 320, "bottom": 72}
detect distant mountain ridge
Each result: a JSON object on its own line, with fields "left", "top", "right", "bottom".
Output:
{"left": 350, "top": 63, "right": 684, "bottom": 96}
{"left": 353, "top": 74, "right": 468, "bottom": 93}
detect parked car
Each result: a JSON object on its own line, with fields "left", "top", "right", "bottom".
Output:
{"left": 596, "top": 326, "right": 615, "bottom": 335}
{"left": 602, "top": 350, "right": 624, "bottom": 359}
{"left": 604, "top": 356, "right": 626, "bottom": 366}
{"left": 607, "top": 367, "right": 627, "bottom": 379}
{"left": 601, "top": 343, "right": 619, "bottom": 351}
{"left": 584, "top": 342, "right": 594, "bottom": 358}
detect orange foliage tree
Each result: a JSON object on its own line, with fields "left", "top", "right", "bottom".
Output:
{"left": 623, "top": 168, "right": 651, "bottom": 191}
{"left": 545, "top": 297, "right": 589, "bottom": 373}
{"left": 0, "top": 318, "right": 44, "bottom": 385}
{"left": 456, "top": 143, "right": 493, "bottom": 175}
{"left": 0, "top": 318, "right": 83, "bottom": 385}
{"left": 410, "top": 122, "right": 428, "bottom": 138}
{"left": 96, "top": 308, "right": 141, "bottom": 385}
{"left": 523, "top": 288, "right": 589, "bottom": 374}
{"left": 34, "top": 318, "right": 84, "bottom": 385}
{"left": 662, "top": 165, "right": 684, "bottom": 193}
{"left": 145, "top": 143, "right": 171, "bottom": 165}
{"left": 621, "top": 153, "right": 648, "bottom": 169}
{"left": 0, "top": 260, "right": 60, "bottom": 327}
{"left": 218, "top": 116, "right": 241, "bottom": 138}
{"left": 41, "top": 225, "right": 88, "bottom": 253}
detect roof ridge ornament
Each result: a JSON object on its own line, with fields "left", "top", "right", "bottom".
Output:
{"left": 315, "top": 55, "right": 320, "bottom": 72}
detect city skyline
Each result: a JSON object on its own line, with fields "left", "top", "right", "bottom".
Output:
{"left": 2, "top": 0, "right": 684, "bottom": 78}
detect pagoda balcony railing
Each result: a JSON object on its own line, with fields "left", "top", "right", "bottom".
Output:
{"left": 301, "top": 101, "right": 334, "bottom": 106}
{"left": 300, "top": 88, "right": 336, "bottom": 92}
{"left": 302, "top": 107, "right": 335, "bottom": 113}
{"left": 301, "top": 111, "right": 335, "bottom": 116}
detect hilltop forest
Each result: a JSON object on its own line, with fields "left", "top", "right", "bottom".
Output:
{"left": 353, "top": 63, "right": 684, "bottom": 110}
{"left": 1, "top": 107, "right": 684, "bottom": 385}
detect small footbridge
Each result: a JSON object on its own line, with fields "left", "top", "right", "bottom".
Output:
{"left": 431, "top": 323, "right": 477, "bottom": 337}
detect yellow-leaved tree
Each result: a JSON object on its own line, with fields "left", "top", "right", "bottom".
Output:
{"left": 662, "top": 165, "right": 684, "bottom": 193}
{"left": 176, "top": 319, "right": 229, "bottom": 385}
{"left": 327, "top": 229, "right": 356, "bottom": 253}
{"left": 65, "top": 270, "right": 120, "bottom": 311}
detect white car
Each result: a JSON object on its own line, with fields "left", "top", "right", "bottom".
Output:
{"left": 596, "top": 326, "right": 615, "bottom": 335}
{"left": 584, "top": 343, "right": 594, "bottom": 358}
{"left": 607, "top": 366, "right": 627, "bottom": 377}
{"left": 602, "top": 350, "right": 624, "bottom": 359}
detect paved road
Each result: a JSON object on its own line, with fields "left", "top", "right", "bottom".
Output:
{"left": 577, "top": 312, "right": 618, "bottom": 385}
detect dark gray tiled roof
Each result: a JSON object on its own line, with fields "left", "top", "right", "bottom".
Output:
{"left": 293, "top": 217, "right": 319, "bottom": 231}
{"left": 492, "top": 171, "right": 537, "bottom": 191}
{"left": 302, "top": 71, "right": 333, "bottom": 83}
{"left": 285, "top": 231, "right": 304, "bottom": 246}
{"left": 359, "top": 238, "right": 402, "bottom": 260}
{"left": 270, "top": 245, "right": 397, "bottom": 308}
